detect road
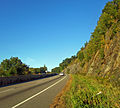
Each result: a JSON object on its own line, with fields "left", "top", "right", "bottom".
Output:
{"left": 0, "top": 75, "right": 68, "bottom": 108}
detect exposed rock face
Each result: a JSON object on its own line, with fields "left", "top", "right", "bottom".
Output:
{"left": 62, "top": 0, "right": 120, "bottom": 87}
{"left": 64, "top": 31, "right": 120, "bottom": 86}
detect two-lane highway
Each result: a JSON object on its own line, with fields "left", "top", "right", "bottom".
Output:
{"left": 0, "top": 75, "right": 68, "bottom": 108}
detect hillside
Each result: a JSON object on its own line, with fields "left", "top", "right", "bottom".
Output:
{"left": 51, "top": 0, "right": 120, "bottom": 107}
{"left": 54, "top": 0, "right": 120, "bottom": 87}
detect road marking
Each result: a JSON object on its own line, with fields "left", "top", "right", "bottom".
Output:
{"left": 0, "top": 88, "right": 14, "bottom": 94}
{"left": 12, "top": 76, "right": 66, "bottom": 108}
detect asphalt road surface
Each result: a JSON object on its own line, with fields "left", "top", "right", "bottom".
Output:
{"left": 0, "top": 75, "right": 68, "bottom": 108}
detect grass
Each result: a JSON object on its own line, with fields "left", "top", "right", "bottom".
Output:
{"left": 63, "top": 74, "right": 120, "bottom": 108}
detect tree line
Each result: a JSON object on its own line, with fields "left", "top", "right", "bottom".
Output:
{"left": 51, "top": 56, "right": 76, "bottom": 73}
{"left": 0, "top": 57, "right": 48, "bottom": 77}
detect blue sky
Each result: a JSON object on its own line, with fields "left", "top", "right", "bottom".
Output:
{"left": 0, "top": 0, "right": 110, "bottom": 70}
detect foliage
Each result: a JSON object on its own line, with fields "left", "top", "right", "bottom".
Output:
{"left": 84, "top": 41, "right": 88, "bottom": 48}
{"left": 77, "top": 51, "right": 84, "bottom": 62}
{"left": 52, "top": 1, "right": 120, "bottom": 107}
{"left": 59, "top": 58, "right": 72, "bottom": 70}
{"left": 40, "top": 65, "right": 47, "bottom": 73}
{"left": 80, "top": 61, "right": 85, "bottom": 68}
{"left": 0, "top": 57, "right": 29, "bottom": 76}
{"left": 0, "top": 57, "right": 48, "bottom": 77}
{"left": 79, "top": 0, "right": 120, "bottom": 62}
{"left": 64, "top": 75, "right": 120, "bottom": 108}
{"left": 29, "top": 65, "right": 47, "bottom": 74}
{"left": 59, "top": 0, "right": 120, "bottom": 70}
{"left": 99, "top": 47, "right": 105, "bottom": 59}
{"left": 59, "top": 56, "right": 76, "bottom": 71}
{"left": 51, "top": 67, "right": 61, "bottom": 73}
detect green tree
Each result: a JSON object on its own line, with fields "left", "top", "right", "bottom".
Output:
{"left": 77, "top": 51, "right": 84, "bottom": 62}
{"left": 59, "top": 58, "right": 72, "bottom": 70}
{"left": 0, "top": 57, "right": 29, "bottom": 76}
{"left": 43, "top": 65, "right": 47, "bottom": 72}
{"left": 39, "top": 65, "right": 47, "bottom": 73}
{"left": 51, "top": 67, "right": 61, "bottom": 73}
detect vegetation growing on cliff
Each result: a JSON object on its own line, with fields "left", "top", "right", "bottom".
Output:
{"left": 51, "top": 56, "right": 76, "bottom": 73}
{"left": 52, "top": 0, "right": 120, "bottom": 83}
{"left": 51, "top": 0, "right": 120, "bottom": 107}
{"left": 77, "top": 0, "right": 120, "bottom": 62}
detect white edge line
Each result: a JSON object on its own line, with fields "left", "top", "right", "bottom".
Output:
{"left": 12, "top": 76, "right": 66, "bottom": 108}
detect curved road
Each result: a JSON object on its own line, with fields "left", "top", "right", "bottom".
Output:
{"left": 0, "top": 75, "right": 68, "bottom": 108}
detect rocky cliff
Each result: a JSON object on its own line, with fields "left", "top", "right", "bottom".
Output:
{"left": 63, "top": 0, "right": 120, "bottom": 87}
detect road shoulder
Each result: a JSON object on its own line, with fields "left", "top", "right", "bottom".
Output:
{"left": 50, "top": 75, "right": 72, "bottom": 108}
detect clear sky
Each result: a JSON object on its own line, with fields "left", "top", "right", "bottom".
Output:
{"left": 0, "top": 0, "right": 110, "bottom": 71}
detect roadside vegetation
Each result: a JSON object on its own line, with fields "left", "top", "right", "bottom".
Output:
{"left": 52, "top": 74, "right": 120, "bottom": 108}
{"left": 0, "top": 57, "right": 48, "bottom": 77}
{"left": 66, "top": 75, "right": 120, "bottom": 108}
